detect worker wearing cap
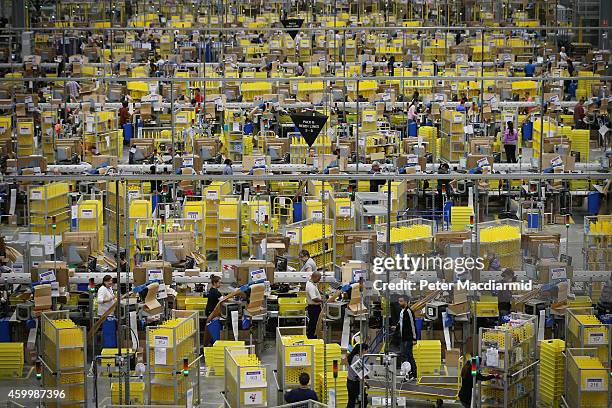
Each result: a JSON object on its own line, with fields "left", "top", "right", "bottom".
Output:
{"left": 305, "top": 270, "right": 323, "bottom": 339}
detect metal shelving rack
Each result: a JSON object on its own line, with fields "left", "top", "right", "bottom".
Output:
{"left": 40, "top": 311, "right": 87, "bottom": 407}
{"left": 146, "top": 310, "right": 200, "bottom": 405}
{"left": 224, "top": 345, "right": 267, "bottom": 408}
{"left": 478, "top": 313, "right": 537, "bottom": 408}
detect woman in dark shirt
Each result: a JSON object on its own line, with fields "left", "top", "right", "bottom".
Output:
{"left": 458, "top": 358, "right": 498, "bottom": 408}
{"left": 205, "top": 275, "right": 223, "bottom": 316}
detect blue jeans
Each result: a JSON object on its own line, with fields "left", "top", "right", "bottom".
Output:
{"left": 399, "top": 340, "right": 417, "bottom": 378}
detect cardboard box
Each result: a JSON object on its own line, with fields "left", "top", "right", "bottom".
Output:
{"left": 447, "top": 302, "right": 469, "bottom": 315}
{"left": 91, "top": 155, "right": 118, "bottom": 168}
{"left": 536, "top": 259, "right": 573, "bottom": 283}
{"left": 445, "top": 348, "right": 461, "bottom": 367}
{"left": 34, "top": 284, "right": 52, "bottom": 311}
{"left": 32, "top": 261, "right": 69, "bottom": 287}
{"left": 236, "top": 260, "right": 275, "bottom": 285}
{"left": 133, "top": 261, "right": 173, "bottom": 285}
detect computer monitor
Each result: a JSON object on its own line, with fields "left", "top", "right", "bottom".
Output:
{"left": 66, "top": 244, "right": 89, "bottom": 265}
{"left": 275, "top": 255, "right": 287, "bottom": 272}
{"left": 185, "top": 255, "right": 195, "bottom": 269}
{"left": 199, "top": 146, "right": 213, "bottom": 161}
{"left": 163, "top": 244, "right": 181, "bottom": 264}
{"left": 87, "top": 255, "right": 97, "bottom": 272}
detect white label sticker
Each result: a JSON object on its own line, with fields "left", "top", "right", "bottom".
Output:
{"left": 187, "top": 211, "right": 200, "bottom": 220}
{"left": 288, "top": 351, "right": 308, "bottom": 366}
{"left": 39, "top": 270, "right": 56, "bottom": 283}
{"left": 250, "top": 268, "right": 266, "bottom": 282}
{"left": 243, "top": 369, "right": 264, "bottom": 385}
{"left": 183, "top": 157, "right": 194, "bottom": 167}
{"left": 80, "top": 209, "right": 94, "bottom": 219}
{"left": 30, "top": 247, "right": 43, "bottom": 257}
{"left": 376, "top": 230, "right": 387, "bottom": 242}
{"left": 19, "top": 126, "right": 30, "bottom": 135}
{"left": 312, "top": 210, "right": 323, "bottom": 221}
{"left": 128, "top": 190, "right": 140, "bottom": 200}
{"left": 286, "top": 230, "right": 298, "bottom": 243}
{"left": 153, "top": 334, "right": 169, "bottom": 348}
{"left": 243, "top": 391, "right": 263, "bottom": 405}
{"left": 30, "top": 190, "right": 42, "bottom": 200}
{"left": 338, "top": 206, "right": 352, "bottom": 217}
{"left": 584, "top": 377, "right": 604, "bottom": 391}
{"left": 587, "top": 332, "right": 606, "bottom": 345}
{"left": 206, "top": 190, "right": 219, "bottom": 200}
{"left": 550, "top": 267, "right": 566, "bottom": 280}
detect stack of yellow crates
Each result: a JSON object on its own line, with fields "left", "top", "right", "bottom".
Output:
{"left": 568, "top": 354, "right": 609, "bottom": 407}
{"left": 570, "top": 129, "right": 590, "bottom": 162}
{"left": 317, "top": 371, "right": 349, "bottom": 406}
{"left": 218, "top": 198, "right": 241, "bottom": 261}
{"left": 387, "top": 222, "right": 433, "bottom": 256}
{"left": 451, "top": 206, "right": 474, "bottom": 231}
{"left": 29, "top": 182, "right": 71, "bottom": 234}
{"left": 418, "top": 126, "right": 437, "bottom": 157}
{"left": 414, "top": 340, "right": 442, "bottom": 375}
{"left": 77, "top": 200, "right": 103, "bottom": 250}
{"left": 539, "top": 339, "right": 565, "bottom": 407}
{"left": 203, "top": 181, "right": 231, "bottom": 252}
{"left": 0, "top": 343, "right": 24, "bottom": 378}
{"left": 304, "top": 340, "right": 342, "bottom": 394}
{"left": 16, "top": 119, "right": 34, "bottom": 156}
{"left": 148, "top": 316, "right": 198, "bottom": 405}
{"left": 203, "top": 341, "right": 246, "bottom": 376}
{"left": 41, "top": 314, "right": 86, "bottom": 407}
{"left": 332, "top": 197, "right": 354, "bottom": 258}
{"left": 440, "top": 110, "right": 465, "bottom": 161}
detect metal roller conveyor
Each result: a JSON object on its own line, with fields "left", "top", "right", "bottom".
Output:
{"left": 367, "top": 379, "right": 459, "bottom": 399}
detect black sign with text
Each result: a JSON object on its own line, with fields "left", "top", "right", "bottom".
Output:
{"left": 290, "top": 111, "right": 328, "bottom": 147}
{"left": 281, "top": 18, "right": 304, "bottom": 40}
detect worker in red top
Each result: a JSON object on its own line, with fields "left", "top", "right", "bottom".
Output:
{"left": 574, "top": 98, "right": 586, "bottom": 129}
{"left": 118, "top": 101, "right": 131, "bottom": 127}
{"left": 194, "top": 87, "right": 203, "bottom": 104}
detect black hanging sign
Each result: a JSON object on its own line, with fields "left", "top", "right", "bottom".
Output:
{"left": 281, "top": 18, "right": 304, "bottom": 40}
{"left": 290, "top": 111, "right": 328, "bottom": 147}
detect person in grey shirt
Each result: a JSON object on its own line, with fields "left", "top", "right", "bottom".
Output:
{"left": 222, "top": 159, "right": 233, "bottom": 175}
{"left": 299, "top": 250, "right": 317, "bottom": 272}
{"left": 346, "top": 343, "right": 369, "bottom": 408}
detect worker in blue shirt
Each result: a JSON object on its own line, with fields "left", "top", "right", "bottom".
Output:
{"left": 524, "top": 58, "right": 536, "bottom": 77}
{"left": 284, "top": 373, "right": 318, "bottom": 403}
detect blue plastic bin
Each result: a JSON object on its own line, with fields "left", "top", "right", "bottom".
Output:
{"left": 588, "top": 192, "right": 601, "bottom": 215}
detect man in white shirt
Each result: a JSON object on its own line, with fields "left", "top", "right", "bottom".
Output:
{"left": 305, "top": 271, "right": 323, "bottom": 339}
{"left": 559, "top": 46, "right": 568, "bottom": 63}
{"left": 97, "top": 275, "right": 116, "bottom": 317}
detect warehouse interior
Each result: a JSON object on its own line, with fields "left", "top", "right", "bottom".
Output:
{"left": 0, "top": 0, "right": 611, "bottom": 407}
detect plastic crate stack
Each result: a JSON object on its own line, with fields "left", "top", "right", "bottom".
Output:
{"left": 382, "top": 221, "right": 433, "bottom": 256}
{"left": 414, "top": 340, "right": 442, "bottom": 375}
{"left": 218, "top": 198, "right": 241, "bottom": 262}
{"left": 569, "top": 128, "right": 590, "bottom": 163}
{"left": 478, "top": 220, "right": 522, "bottom": 270}
{"left": 203, "top": 341, "right": 245, "bottom": 376}
{"left": 539, "top": 339, "right": 565, "bottom": 408}
{"left": 77, "top": 199, "right": 103, "bottom": 250}
{"left": 304, "top": 340, "right": 342, "bottom": 393}
{"left": 0, "top": 343, "right": 24, "bottom": 378}
{"left": 379, "top": 181, "right": 407, "bottom": 222}
{"left": 583, "top": 215, "right": 612, "bottom": 271}
{"left": 183, "top": 199, "right": 206, "bottom": 253}
{"left": 279, "top": 335, "right": 313, "bottom": 387}
{"left": 29, "top": 182, "right": 71, "bottom": 234}
{"left": 450, "top": 206, "right": 474, "bottom": 231}
{"left": 285, "top": 220, "right": 334, "bottom": 270}
{"left": 40, "top": 312, "right": 86, "bottom": 408}
{"left": 567, "top": 309, "right": 610, "bottom": 365}
{"left": 440, "top": 109, "right": 465, "bottom": 161}
{"left": 331, "top": 196, "right": 353, "bottom": 259}
{"left": 16, "top": 119, "right": 34, "bottom": 156}
{"left": 147, "top": 315, "right": 198, "bottom": 405}
{"left": 224, "top": 350, "right": 267, "bottom": 408}
{"left": 203, "top": 181, "right": 232, "bottom": 253}
{"left": 566, "top": 350, "right": 609, "bottom": 408}
{"left": 316, "top": 370, "right": 349, "bottom": 406}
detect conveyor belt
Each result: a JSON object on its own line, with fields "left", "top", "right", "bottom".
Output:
{"left": 417, "top": 376, "right": 459, "bottom": 386}
{"left": 367, "top": 379, "right": 458, "bottom": 398}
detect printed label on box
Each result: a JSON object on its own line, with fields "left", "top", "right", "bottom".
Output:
{"left": 206, "top": 190, "right": 219, "bottom": 200}
{"left": 30, "top": 190, "right": 42, "bottom": 200}
{"left": 584, "top": 377, "right": 604, "bottom": 391}
{"left": 80, "top": 209, "right": 94, "bottom": 219}
{"left": 288, "top": 351, "right": 308, "bottom": 366}
{"left": 587, "top": 331, "right": 606, "bottom": 345}
{"left": 243, "top": 369, "right": 264, "bottom": 385}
